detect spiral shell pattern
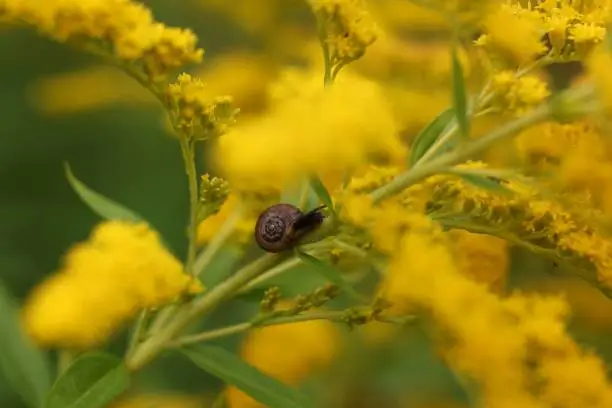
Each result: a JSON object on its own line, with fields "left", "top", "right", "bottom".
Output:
{"left": 254, "top": 203, "right": 303, "bottom": 253}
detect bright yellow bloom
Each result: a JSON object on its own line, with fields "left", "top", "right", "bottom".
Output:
{"left": 381, "top": 216, "right": 612, "bottom": 407}
{"left": 226, "top": 304, "right": 340, "bottom": 408}
{"left": 165, "top": 73, "right": 237, "bottom": 139}
{"left": 448, "top": 229, "right": 509, "bottom": 292}
{"left": 4, "top": 0, "right": 203, "bottom": 82}
{"left": 490, "top": 71, "right": 550, "bottom": 115}
{"left": 586, "top": 44, "right": 612, "bottom": 115}
{"left": 478, "top": 4, "right": 546, "bottom": 66}
{"left": 214, "top": 73, "right": 404, "bottom": 192}
{"left": 22, "top": 221, "right": 202, "bottom": 349}
{"left": 307, "top": 0, "right": 378, "bottom": 61}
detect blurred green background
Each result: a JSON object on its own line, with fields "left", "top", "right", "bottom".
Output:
{"left": 2, "top": 1, "right": 612, "bottom": 407}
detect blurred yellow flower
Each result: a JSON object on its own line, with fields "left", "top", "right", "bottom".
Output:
{"left": 26, "top": 65, "right": 153, "bottom": 115}
{"left": 226, "top": 303, "right": 340, "bottom": 408}
{"left": 448, "top": 229, "right": 509, "bottom": 292}
{"left": 478, "top": 4, "right": 546, "bottom": 66}
{"left": 587, "top": 44, "right": 612, "bottom": 115}
{"left": 381, "top": 215, "right": 612, "bottom": 407}
{"left": 214, "top": 73, "right": 404, "bottom": 191}
{"left": 22, "top": 221, "right": 202, "bottom": 349}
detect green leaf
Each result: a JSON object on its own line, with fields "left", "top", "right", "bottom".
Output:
{"left": 408, "top": 107, "right": 455, "bottom": 166}
{"left": 64, "top": 163, "right": 144, "bottom": 222}
{"left": 308, "top": 174, "right": 334, "bottom": 212}
{"left": 295, "top": 250, "right": 367, "bottom": 302}
{"left": 45, "top": 352, "right": 130, "bottom": 408}
{"left": 180, "top": 345, "right": 314, "bottom": 408}
{"left": 451, "top": 41, "right": 469, "bottom": 140}
{"left": 0, "top": 281, "right": 51, "bottom": 408}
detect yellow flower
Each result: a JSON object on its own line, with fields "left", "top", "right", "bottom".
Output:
{"left": 380, "top": 216, "right": 612, "bottom": 407}
{"left": 22, "top": 221, "right": 202, "bottom": 349}
{"left": 478, "top": 4, "right": 546, "bottom": 66}
{"left": 448, "top": 229, "right": 509, "bottom": 292}
{"left": 165, "top": 73, "right": 237, "bottom": 139}
{"left": 570, "top": 23, "right": 606, "bottom": 56}
{"left": 490, "top": 71, "right": 550, "bottom": 115}
{"left": 226, "top": 303, "right": 340, "bottom": 408}
{"left": 6, "top": 0, "right": 203, "bottom": 82}
{"left": 586, "top": 44, "right": 612, "bottom": 115}
{"left": 307, "top": 0, "right": 378, "bottom": 62}
{"left": 26, "top": 65, "right": 154, "bottom": 115}
{"left": 214, "top": 73, "right": 404, "bottom": 191}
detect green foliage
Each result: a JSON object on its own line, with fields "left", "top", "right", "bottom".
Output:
{"left": 451, "top": 40, "right": 469, "bottom": 140}
{"left": 308, "top": 175, "right": 334, "bottom": 213}
{"left": 0, "top": 281, "right": 51, "bottom": 408}
{"left": 45, "top": 352, "right": 130, "bottom": 408}
{"left": 180, "top": 345, "right": 315, "bottom": 408}
{"left": 295, "top": 250, "right": 367, "bottom": 302}
{"left": 408, "top": 107, "right": 455, "bottom": 166}
{"left": 64, "top": 163, "right": 144, "bottom": 223}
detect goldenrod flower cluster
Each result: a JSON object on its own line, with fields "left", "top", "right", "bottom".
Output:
{"left": 0, "top": 0, "right": 203, "bottom": 82}
{"left": 165, "top": 74, "right": 238, "bottom": 139}
{"left": 22, "top": 221, "right": 201, "bottom": 349}
{"left": 307, "top": 0, "right": 378, "bottom": 62}
{"left": 214, "top": 73, "right": 404, "bottom": 192}
{"left": 382, "top": 216, "right": 612, "bottom": 408}
{"left": 9, "top": 0, "right": 612, "bottom": 405}
{"left": 490, "top": 71, "right": 551, "bottom": 115}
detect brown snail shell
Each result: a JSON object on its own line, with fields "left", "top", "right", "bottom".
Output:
{"left": 254, "top": 203, "right": 325, "bottom": 253}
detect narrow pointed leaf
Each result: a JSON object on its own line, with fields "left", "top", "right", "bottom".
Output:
{"left": 0, "top": 282, "right": 51, "bottom": 408}
{"left": 45, "top": 352, "right": 130, "bottom": 408}
{"left": 180, "top": 345, "right": 313, "bottom": 408}
{"left": 308, "top": 175, "right": 334, "bottom": 212}
{"left": 64, "top": 163, "right": 143, "bottom": 222}
{"left": 295, "top": 250, "right": 367, "bottom": 302}
{"left": 451, "top": 42, "right": 469, "bottom": 140}
{"left": 408, "top": 107, "right": 455, "bottom": 166}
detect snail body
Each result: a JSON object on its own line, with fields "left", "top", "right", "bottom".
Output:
{"left": 254, "top": 203, "right": 326, "bottom": 253}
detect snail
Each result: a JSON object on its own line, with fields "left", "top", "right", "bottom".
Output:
{"left": 254, "top": 203, "right": 327, "bottom": 253}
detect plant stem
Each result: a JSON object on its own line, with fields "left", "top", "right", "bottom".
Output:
{"left": 126, "top": 253, "right": 288, "bottom": 371}
{"left": 126, "top": 309, "right": 149, "bottom": 359}
{"left": 370, "top": 104, "right": 551, "bottom": 204}
{"left": 169, "top": 310, "right": 417, "bottom": 347}
{"left": 180, "top": 139, "right": 199, "bottom": 276}
{"left": 169, "top": 311, "right": 348, "bottom": 347}
{"left": 194, "top": 207, "right": 242, "bottom": 278}
{"left": 238, "top": 256, "right": 302, "bottom": 294}
{"left": 57, "top": 350, "right": 74, "bottom": 376}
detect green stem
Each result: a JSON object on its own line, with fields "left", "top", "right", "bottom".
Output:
{"left": 57, "top": 350, "right": 74, "bottom": 376}
{"left": 126, "top": 253, "right": 288, "bottom": 371}
{"left": 237, "top": 256, "right": 302, "bottom": 294}
{"left": 194, "top": 207, "right": 242, "bottom": 278}
{"left": 370, "top": 104, "right": 551, "bottom": 204}
{"left": 126, "top": 309, "right": 149, "bottom": 359}
{"left": 169, "top": 311, "right": 348, "bottom": 347}
{"left": 180, "top": 139, "right": 199, "bottom": 276}
{"left": 169, "top": 310, "right": 416, "bottom": 347}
